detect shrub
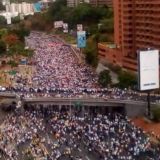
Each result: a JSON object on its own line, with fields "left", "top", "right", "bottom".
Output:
{"left": 152, "top": 107, "right": 160, "bottom": 122}
{"left": 98, "top": 70, "right": 112, "bottom": 87}
{"left": 117, "top": 71, "right": 137, "bottom": 89}
{"left": 7, "top": 60, "right": 18, "bottom": 67}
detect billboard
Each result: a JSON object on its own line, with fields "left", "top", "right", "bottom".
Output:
{"left": 77, "top": 24, "right": 83, "bottom": 31}
{"left": 138, "top": 50, "right": 159, "bottom": 91}
{"left": 63, "top": 23, "right": 68, "bottom": 33}
{"left": 54, "top": 21, "right": 63, "bottom": 29}
{"left": 33, "top": 2, "right": 42, "bottom": 12}
{"left": 77, "top": 31, "right": 86, "bottom": 48}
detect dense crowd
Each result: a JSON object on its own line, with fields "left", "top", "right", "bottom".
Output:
{"left": 0, "top": 31, "right": 159, "bottom": 102}
{"left": 0, "top": 106, "right": 160, "bottom": 160}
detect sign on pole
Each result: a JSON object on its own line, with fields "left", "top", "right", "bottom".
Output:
{"left": 54, "top": 21, "right": 63, "bottom": 29}
{"left": 77, "top": 31, "right": 86, "bottom": 48}
{"left": 77, "top": 24, "right": 83, "bottom": 31}
{"left": 33, "top": 2, "right": 42, "bottom": 12}
{"left": 63, "top": 23, "right": 68, "bottom": 33}
{"left": 138, "top": 50, "right": 159, "bottom": 91}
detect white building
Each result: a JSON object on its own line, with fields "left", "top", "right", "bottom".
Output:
{"left": 10, "top": 3, "right": 18, "bottom": 13}
{"left": 5, "top": 2, "right": 34, "bottom": 16}
{"left": 2, "top": 0, "right": 10, "bottom": 6}
{"left": 1, "top": 1, "right": 40, "bottom": 24}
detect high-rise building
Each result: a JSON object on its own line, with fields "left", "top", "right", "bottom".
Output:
{"left": 98, "top": 0, "right": 160, "bottom": 71}
{"left": 89, "top": 0, "right": 112, "bottom": 7}
{"left": 67, "top": 0, "right": 89, "bottom": 7}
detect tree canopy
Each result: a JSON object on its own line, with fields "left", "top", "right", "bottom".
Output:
{"left": 0, "top": 16, "right": 6, "bottom": 27}
{"left": 0, "top": 40, "right": 6, "bottom": 55}
{"left": 0, "top": 2, "right": 5, "bottom": 11}
{"left": 47, "top": 1, "right": 112, "bottom": 29}
{"left": 118, "top": 71, "right": 137, "bottom": 89}
{"left": 98, "top": 70, "right": 112, "bottom": 87}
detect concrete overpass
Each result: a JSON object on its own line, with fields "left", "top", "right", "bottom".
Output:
{"left": 24, "top": 97, "right": 125, "bottom": 107}
{"left": 0, "top": 92, "right": 147, "bottom": 117}
{"left": 23, "top": 98, "right": 147, "bottom": 117}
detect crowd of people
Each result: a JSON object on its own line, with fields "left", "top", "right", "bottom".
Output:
{"left": 0, "top": 106, "right": 160, "bottom": 160}
{"left": 0, "top": 31, "right": 159, "bottom": 102}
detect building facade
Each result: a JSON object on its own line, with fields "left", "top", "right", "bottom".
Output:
{"left": 67, "top": 0, "right": 87, "bottom": 7}
{"left": 89, "top": 0, "right": 112, "bottom": 7}
{"left": 6, "top": 2, "right": 34, "bottom": 15}
{"left": 98, "top": 0, "right": 160, "bottom": 71}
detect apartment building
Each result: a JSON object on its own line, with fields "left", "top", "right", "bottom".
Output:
{"left": 98, "top": 0, "right": 160, "bottom": 71}
{"left": 89, "top": 0, "right": 112, "bottom": 7}
{"left": 67, "top": 0, "right": 87, "bottom": 7}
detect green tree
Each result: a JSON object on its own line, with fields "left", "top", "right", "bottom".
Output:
{"left": 99, "top": 17, "right": 114, "bottom": 33}
{"left": 0, "top": 2, "right": 5, "bottom": 11}
{"left": 47, "top": 2, "right": 111, "bottom": 29}
{"left": 98, "top": 70, "right": 111, "bottom": 87}
{"left": 0, "top": 28, "right": 8, "bottom": 39}
{"left": 47, "top": 0, "right": 67, "bottom": 21}
{"left": 0, "top": 16, "right": 6, "bottom": 26}
{"left": 9, "top": 27, "right": 30, "bottom": 42}
{"left": 7, "top": 60, "right": 18, "bottom": 67}
{"left": 0, "top": 40, "right": 6, "bottom": 55}
{"left": 11, "top": 16, "right": 21, "bottom": 24}
{"left": 84, "top": 36, "right": 98, "bottom": 67}
{"left": 8, "top": 42, "right": 24, "bottom": 55}
{"left": 152, "top": 106, "right": 160, "bottom": 122}
{"left": 118, "top": 71, "right": 137, "bottom": 89}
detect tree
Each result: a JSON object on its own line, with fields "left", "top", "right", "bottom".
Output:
{"left": 0, "top": 28, "right": 8, "bottom": 39}
{"left": 8, "top": 42, "right": 24, "bottom": 55}
{"left": 11, "top": 16, "right": 21, "bottom": 24}
{"left": 0, "top": 40, "right": 6, "bottom": 55}
{"left": 84, "top": 36, "right": 98, "bottom": 67}
{"left": 47, "top": 0, "right": 67, "bottom": 21}
{"left": 3, "top": 34, "right": 19, "bottom": 46}
{"left": 152, "top": 106, "right": 160, "bottom": 122}
{"left": 0, "top": 16, "right": 6, "bottom": 26}
{"left": 0, "top": 2, "right": 5, "bottom": 11}
{"left": 118, "top": 71, "right": 137, "bottom": 89}
{"left": 29, "top": 13, "right": 50, "bottom": 31}
{"left": 9, "top": 27, "right": 30, "bottom": 42}
{"left": 99, "top": 17, "right": 114, "bottom": 33}
{"left": 98, "top": 70, "right": 111, "bottom": 87}
{"left": 47, "top": 2, "right": 111, "bottom": 28}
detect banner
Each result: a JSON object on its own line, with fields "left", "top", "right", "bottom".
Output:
{"left": 77, "top": 24, "right": 83, "bottom": 31}
{"left": 77, "top": 31, "right": 86, "bottom": 48}
{"left": 54, "top": 21, "right": 63, "bottom": 29}
{"left": 33, "top": 2, "right": 42, "bottom": 12}
{"left": 63, "top": 23, "right": 68, "bottom": 33}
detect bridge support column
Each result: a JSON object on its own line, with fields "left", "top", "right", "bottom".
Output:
{"left": 59, "top": 105, "right": 62, "bottom": 112}
{"left": 81, "top": 106, "right": 85, "bottom": 117}
{"left": 69, "top": 105, "right": 72, "bottom": 117}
